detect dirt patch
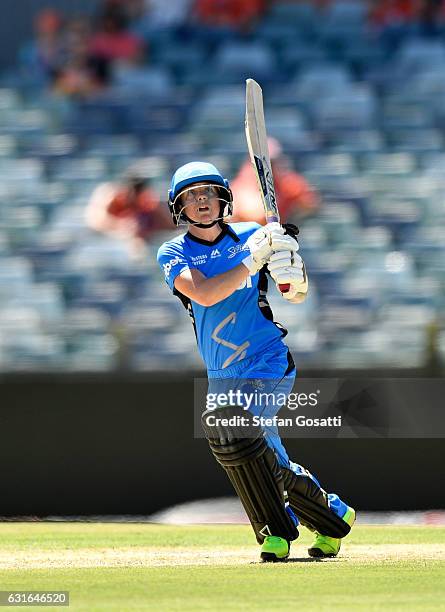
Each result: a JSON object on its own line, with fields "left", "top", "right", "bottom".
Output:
{"left": 0, "top": 544, "right": 443, "bottom": 570}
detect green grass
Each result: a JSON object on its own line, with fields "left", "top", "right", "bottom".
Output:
{"left": 0, "top": 524, "right": 443, "bottom": 611}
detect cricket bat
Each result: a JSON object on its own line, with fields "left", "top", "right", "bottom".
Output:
{"left": 245, "top": 78, "right": 290, "bottom": 292}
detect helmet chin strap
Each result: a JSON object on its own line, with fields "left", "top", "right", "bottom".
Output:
{"left": 183, "top": 214, "right": 220, "bottom": 229}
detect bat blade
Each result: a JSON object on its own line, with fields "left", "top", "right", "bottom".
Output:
{"left": 245, "top": 78, "right": 290, "bottom": 292}
{"left": 245, "top": 78, "right": 279, "bottom": 223}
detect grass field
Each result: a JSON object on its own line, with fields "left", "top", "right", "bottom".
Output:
{"left": 0, "top": 523, "right": 443, "bottom": 611}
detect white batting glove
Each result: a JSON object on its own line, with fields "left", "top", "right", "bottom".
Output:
{"left": 243, "top": 222, "right": 296, "bottom": 275}
{"left": 267, "top": 250, "right": 308, "bottom": 301}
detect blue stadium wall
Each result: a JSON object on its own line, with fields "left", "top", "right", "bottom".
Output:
{"left": 0, "top": 373, "right": 443, "bottom": 516}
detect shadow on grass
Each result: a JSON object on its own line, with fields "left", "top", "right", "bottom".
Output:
{"left": 287, "top": 557, "right": 338, "bottom": 563}
{"left": 252, "top": 557, "right": 338, "bottom": 564}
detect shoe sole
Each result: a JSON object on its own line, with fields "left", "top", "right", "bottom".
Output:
{"left": 307, "top": 547, "right": 338, "bottom": 558}
{"left": 260, "top": 552, "right": 289, "bottom": 563}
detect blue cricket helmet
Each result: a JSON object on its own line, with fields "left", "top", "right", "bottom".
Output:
{"left": 169, "top": 161, "right": 230, "bottom": 201}
{"left": 168, "top": 161, "right": 233, "bottom": 226}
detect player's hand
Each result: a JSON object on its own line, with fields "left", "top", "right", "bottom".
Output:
{"left": 267, "top": 250, "right": 308, "bottom": 301}
{"left": 243, "top": 223, "right": 296, "bottom": 274}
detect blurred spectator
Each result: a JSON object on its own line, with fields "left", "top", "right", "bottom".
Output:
{"left": 86, "top": 165, "right": 171, "bottom": 258}
{"left": 19, "top": 8, "right": 63, "bottom": 84}
{"left": 194, "top": 0, "right": 265, "bottom": 31}
{"left": 53, "top": 18, "right": 109, "bottom": 97}
{"left": 230, "top": 138, "right": 320, "bottom": 225}
{"left": 368, "top": 0, "right": 445, "bottom": 45}
{"left": 269, "top": 0, "right": 329, "bottom": 9}
{"left": 368, "top": 0, "right": 418, "bottom": 27}
{"left": 416, "top": 0, "right": 445, "bottom": 36}
{"left": 90, "top": 5, "right": 144, "bottom": 62}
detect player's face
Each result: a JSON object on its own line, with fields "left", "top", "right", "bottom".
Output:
{"left": 181, "top": 183, "right": 220, "bottom": 225}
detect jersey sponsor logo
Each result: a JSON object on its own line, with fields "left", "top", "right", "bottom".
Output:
{"left": 190, "top": 254, "right": 207, "bottom": 266}
{"left": 211, "top": 312, "right": 250, "bottom": 369}
{"left": 228, "top": 243, "right": 249, "bottom": 259}
{"left": 163, "top": 256, "right": 181, "bottom": 278}
{"left": 210, "top": 248, "right": 221, "bottom": 258}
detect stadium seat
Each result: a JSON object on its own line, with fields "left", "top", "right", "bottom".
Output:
{"left": 0, "top": 158, "right": 44, "bottom": 182}
{"left": 297, "top": 223, "right": 329, "bottom": 254}
{"left": 113, "top": 65, "right": 174, "bottom": 98}
{"left": 326, "top": 129, "right": 384, "bottom": 154}
{"left": 71, "top": 280, "right": 128, "bottom": 317}
{"left": 0, "top": 334, "right": 66, "bottom": 371}
{"left": 395, "top": 40, "right": 445, "bottom": 74}
{"left": 324, "top": 1, "right": 368, "bottom": 25}
{"left": 323, "top": 326, "right": 427, "bottom": 368}
{"left": 279, "top": 41, "right": 327, "bottom": 73}
{"left": 268, "top": 1, "right": 318, "bottom": 30}
{"left": 365, "top": 197, "right": 423, "bottom": 243}
{"left": 65, "top": 333, "right": 119, "bottom": 372}
{"left": 304, "top": 251, "right": 349, "bottom": 297}
{"left": 362, "top": 153, "right": 416, "bottom": 177}
{"left": 294, "top": 64, "right": 351, "bottom": 100}
{"left": 254, "top": 22, "right": 300, "bottom": 49}
{"left": 21, "top": 134, "right": 79, "bottom": 160}
{"left": 381, "top": 104, "right": 435, "bottom": 131}
{"left": 49, "top": 203, "right": 90, "bottom": 238}
{"left": 0, "top": 306, "right": 41, "bottom": 333}
{"left": 313, "top": 85, "right": 378, "bottom": 131}
{"left": 191, "top": 100, "right": 244, "bottom": 134}
{"left": 0, "top": 88, "right": 21, "bottom": 110}
{"left": 377, "top": 303, "right": 437, "bottom": 329}
{"left": 315, "top": 202, "right": 361, "bottom": 243}
{"left": 342, "top": 39, "right": 385, "bottom": 73}
{"left": 213, "top": 42, "right": 277, "bottom": 83}
{"left": 51, "top": 157, "right": 108, "bottom": 182}
{"left": 301, "top": 153, "right": 356, "bottom": 175}
{"left": 5, "top": 282, "right": 64, "bottom": 325}
{"left": 263, "top": 107, "right": 308, "bottom": 145}
{"left": 0, "top": 109, "right": 49, "bottom": 137}
{"left": 0, "top": 257, "right": 33, "bottom": 299}
{"left": 64, "top": 238, "right": 135, "bottom": 272}
{"left": 120, "top": 297, "right": 186, "bottom": 334}
{"left": 387, "top": 128, "right": 443, "bottom": 154}
{"left": 338, "top": 226, "right": 393, "bottom": 259}
{"left": 83, "top": 135, "right": 140, "bottom": 158}
{"left": 0, "top": 135, "right": 17, "bottom": 157}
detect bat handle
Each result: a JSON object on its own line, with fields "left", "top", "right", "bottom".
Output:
{"left": 279, "top": 283, "right": 290, "bottom": 293}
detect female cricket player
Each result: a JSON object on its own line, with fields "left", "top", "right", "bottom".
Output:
{"left": 157, "top": 162, "right": 355, "bottom": 561}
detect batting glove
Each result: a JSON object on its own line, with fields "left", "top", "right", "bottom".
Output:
{"left": 243, "top": 222, "right": 297, "bottom": 275}
{"left": 267, "top": 250, "right": 308, "bottom": 301}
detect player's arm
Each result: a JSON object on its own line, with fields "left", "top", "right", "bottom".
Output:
{"left": 174, "top": 223, "right": 296, "bottom": 306}
{"left": 174, "top": 265, "right": 250, "bottom": 307}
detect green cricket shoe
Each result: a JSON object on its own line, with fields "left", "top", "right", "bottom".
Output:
{"left": 308, "top": 507, "right": 356, "bottom": 559}
{"left": 260, "top": 536, "right": 290, "bottom": 562}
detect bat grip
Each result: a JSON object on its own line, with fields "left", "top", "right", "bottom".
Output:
{"left": 279, "top": 283, "right": 290, "bottom": 293}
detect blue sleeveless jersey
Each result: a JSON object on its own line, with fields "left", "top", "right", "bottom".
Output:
{"left": 157, "top": 222, "right": 289, "bottom": 375}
